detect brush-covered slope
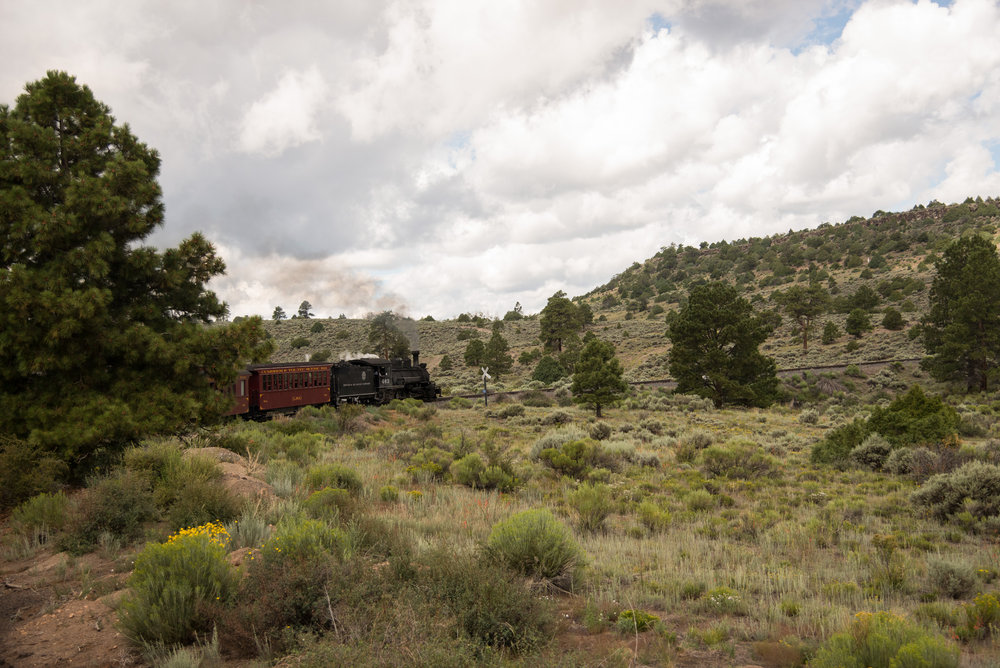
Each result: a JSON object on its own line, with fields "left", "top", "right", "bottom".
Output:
{"left": 260, "top": 197, "right": 1000, "bottom": 394}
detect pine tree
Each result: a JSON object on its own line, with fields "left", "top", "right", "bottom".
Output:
{"left": 0, "top": 71, "right": 271, "bottom": 466}
{"left": 272, "top": 306, "right": 287, "bottom": 322}
{"left": 539, "top": 290, "right": 583, "bottom": 352}
{"left": 922, "top": 235, "right": 1000, "bottom": 392}
{"left": 845, "top": 308, "right": 873, "bottom": 338}
{"left": 571, "top": 338, "right": 627, "bottom": 417}
{"left": 669, "top": 282, "right": 778, "bottom": 408}
{"left": 464, "top": 339, "right": 486, "bottom": 367}
{"left": 366, "top": 311, "right": 410, "bottom": 359}
{"left": 297, "top": 301, "right": 313, "bottom": 318}
{"left": 484, "top": 331, "right": 513, "bottom": 376}
{"left": 773, "top": 279, "right": 830, "bottom": 351}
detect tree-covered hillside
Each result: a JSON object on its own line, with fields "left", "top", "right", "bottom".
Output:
{"left": 263, "top": 198, "right": 1000, "bottom": 394}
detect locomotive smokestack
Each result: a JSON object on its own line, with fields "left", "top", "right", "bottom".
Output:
{"left": 411, "top": 350, "right": 419, "bottom": 366}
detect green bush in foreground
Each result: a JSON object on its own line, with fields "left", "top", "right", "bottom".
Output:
{"left": 485, "top": 509, "right": 583, "bottom": 588}
{"left": 810, "top": 611, "right": 958, "bottom": 668}
{"left": 118, "top": 522, "right": 236, "bottom": 646}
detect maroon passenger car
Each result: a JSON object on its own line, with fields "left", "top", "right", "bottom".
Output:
{"left": 249, "top": 362, "right": 333, "bottom": 416}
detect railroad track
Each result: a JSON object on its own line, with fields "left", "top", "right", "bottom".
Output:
{"left": 442, "top": 357, "right": 924, "bottom": 403}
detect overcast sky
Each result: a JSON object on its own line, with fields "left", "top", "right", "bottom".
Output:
{"left": 3, "top": 0, "right": 1000, "bottom": 319}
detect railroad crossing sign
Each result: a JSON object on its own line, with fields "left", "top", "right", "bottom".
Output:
{"left": 481, "top": 367, "right": 491, "bottom": 406}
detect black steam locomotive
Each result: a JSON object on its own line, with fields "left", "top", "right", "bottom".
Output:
{"left": 224, "top": 351, "right": 440, "bottom": 418}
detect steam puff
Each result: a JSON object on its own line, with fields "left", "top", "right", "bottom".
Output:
{"left": 211, "top": 246, "right": 410, "bottom": 318}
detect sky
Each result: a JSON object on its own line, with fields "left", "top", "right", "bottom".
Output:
{"left": 3, "top": 0, "right": 1000, "bottom": 320}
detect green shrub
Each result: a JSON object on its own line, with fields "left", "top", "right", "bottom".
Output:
{"left": 958, "top": 593, "right": 1000, "bottom": 641}
{"left": 60, "top": 470, "right": 156, "bottom": 554}
{"left": 850, "top": 433, "right": 893, "bottom": 471}
{"left": 406, "top": 447, "right": 454, "bottom": 480}
{"left": 304, "top": 463, "right": 363, "bottom": 494}
{"left": 675, "top": 428, "right": 714, "bottom": 463}
{"left": 885, "top": 446, "right": 938, "bottom": 478}
{"left": 537, "top": 438, "right": 621, "bottom": 480}
{"left": 637, "top": 500, "right": 671, "bottom": 534}
{"left": 615, "top": 609, "right": 660, "bottom": 634}
{"left": 422, "top": 548, "right": 554, "bottom": 652}
{"left": 699, "top": 440, "right": 778, "bottom": 479}
{"left": 302, "top": 487, "right": 354, "bottom": 521}
{"left": 496, "top": 403, "right": 525, "bottom": 419}
{"left": 220, "top": 529, "right": 339, "bottom": 656}
{"left": 0, "top": 436, "right": 68, "bottom": 511}
{"left": 686, "top": 488, "right": 716, "bottom": 512}
{"left": 867, "top": 385, "right": 960, "bottom": 447}
{"left": 520, "top": 390, "right": 554, "bottom": 407}
{"left": 310, "top": 349, "right": 331, "bottom": 362}
{"left": 811, "top": 419, "right": 869, "bottom": 466}
{"left": 224, "top": 509, "right": 271, "bottom": 550}
{"left": 451, "top": 452, "right": 517, "bottom": 491}
{"left": 589, "top": 422, "right": 613, "bottom": 441}
{"left": 568, "top": 483, "right": 613, "bottom": 533}
{"left": 289, "top": 336, "right": 309, "bottom": 349}
{"left": 310, "top": 321, "right": 325, "bottom": 333}
{"left": 484, "top": 509, "right": 583, "bottom": 587}
{"left": 928, "top": 560, "right": 977, "bottom": 599}
{"left": 266, "top": 516, "right": 347, "bottom": 564}
{"left": 911, "top": 461, "right": 1000, "bottom": 523}
{"left": 11, "top": 491, "right": 70, "bottom": 543}
{"left": 700, "top": 586, "right": 747, "bottom": 615}
{"left": 811, "top": 611, "right": 959, "bottom": 668}
{"left": 118, "top": 522, "right": 236, "bottom": 646}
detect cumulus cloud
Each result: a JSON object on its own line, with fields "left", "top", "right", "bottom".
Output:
{"left": 3, "top": 0, "right": 1000, "bottom": 320}
{"left": 238, "top": 67, "right": 328, "bottom": 156}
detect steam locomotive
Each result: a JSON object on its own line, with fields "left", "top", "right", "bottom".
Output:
{"left": 224, "top": 351, "right": 441, "bottom": 418}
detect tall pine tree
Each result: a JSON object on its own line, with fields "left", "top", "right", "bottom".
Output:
{"left": 0, "top": 72, "right": 271, "bottom": 466}
{"left": 922, "top": 235, "right": 1000, "bottom": 392}
{"left": 669, "top": 282, "right": 778, "bottom": 408}
{"left": 571, "top": 338, "right": 627, "bottom": 417}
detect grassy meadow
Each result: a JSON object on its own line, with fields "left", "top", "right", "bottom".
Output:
{"left": 4, "top": 374, "right": 999, "bottom": 666}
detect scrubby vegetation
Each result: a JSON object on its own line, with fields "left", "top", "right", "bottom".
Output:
{"left": 6, "top": 199, "right": 1000, "bottom": 665}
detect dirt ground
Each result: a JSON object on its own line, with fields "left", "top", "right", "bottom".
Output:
{"left": 1, "top": 549, "right": 137, "bottom": 667}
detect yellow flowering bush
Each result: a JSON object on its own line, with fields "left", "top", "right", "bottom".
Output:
{"left": 118, "top": 522, "right": 237, "bottom": 646}
{"left": 811, "top": 611, "right": 959, "bottom": 668}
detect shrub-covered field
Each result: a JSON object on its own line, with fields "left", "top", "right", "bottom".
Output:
{"left": 3, "top": 382, "right": 999, "bottom": 666}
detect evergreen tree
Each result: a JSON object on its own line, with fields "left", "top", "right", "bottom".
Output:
{"left": 539, "top": 290, "right": 583, "bottom": 352}
{"left": 503, "top": 301, "right": 524, "bottom": 321}
{"left": 484, "top": 331, "right": 513, "bottom": 376}
{"left": 571, "top": 338, "right": 628, "bottom": 417}
{"left": 272, "top": 306, "right": 286, "bottom": 322}
{"left": 0, "top": 71, "right": 271, "bottom": 466}
{"left": 822, "top": 320, "right": 841, "bottom": 345}
{"left": 366, "top": 311, "right": 410, "bottom": 359}
{"left": 438, "top": 354, "right": 453, "bottom": 372}
{"left": 882, "top": 307, "right": 905, "bottom": 331}
{"left": 464, "top": 339, "right": 486, "bottom": 367}
{"left": 669, "top": 282, "right": 778, "bottom": 408}
{"left": 773, "top": 279, "right": 830, "bottom": 351}
{"left": 845, "top": 308, "right": 873, "bottom": 338}
{"left": 922, "top": 235, "right": 1000, "bottom": 392}
{"left": 297, "top": 300, "right": 313, "bottom": 318}
{"left": 532, "top": 355, "right": 566, "bottom": 384}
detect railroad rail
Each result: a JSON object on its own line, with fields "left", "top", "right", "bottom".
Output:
{"left": 442, "top": 357, "right": 924, "bottom": 403}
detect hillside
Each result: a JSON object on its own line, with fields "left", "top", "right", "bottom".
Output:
{"left": 261, "top": 197, "right": 1000, "bottom": 395}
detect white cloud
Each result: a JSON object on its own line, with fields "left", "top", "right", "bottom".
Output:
{"left": 4, "top": 0, "right": 1000, "bottom": 320}
{"left": 238, "top": 67, "right": 328, "bottom": 156}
